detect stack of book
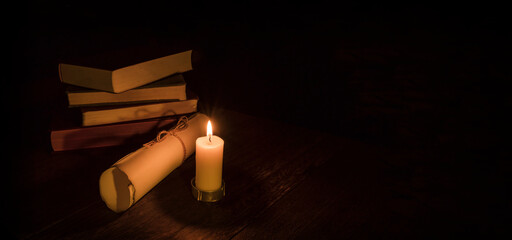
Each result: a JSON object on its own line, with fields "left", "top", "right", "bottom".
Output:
{"left": 51, "top": 50, "right": 198, "bottom": 151}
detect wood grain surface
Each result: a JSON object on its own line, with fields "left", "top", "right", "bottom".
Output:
{"left": 12, "top": 109, "right": 337, "bottom": 239}
{"left": 11, "top": 108, "right": 506, "bottom": 239}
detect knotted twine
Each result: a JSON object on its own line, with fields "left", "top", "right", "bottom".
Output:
{"left": 143, "top": 116, "right": 189, "bottom": 162}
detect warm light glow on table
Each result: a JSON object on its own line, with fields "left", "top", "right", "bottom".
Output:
{"left": 195, "top": 120, "right": 224, "bottom": 191}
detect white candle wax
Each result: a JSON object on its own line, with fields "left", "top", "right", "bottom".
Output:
{"left": 195, "top": 121, "right": 224, "bottom": 191}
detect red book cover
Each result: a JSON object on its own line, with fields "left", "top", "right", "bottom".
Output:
{"left": 49, "top": 108, "right": 184, "bottom": 151}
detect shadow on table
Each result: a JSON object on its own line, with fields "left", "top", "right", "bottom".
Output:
{"left": 152, "top": 158, "right": 274, "bottom": 231}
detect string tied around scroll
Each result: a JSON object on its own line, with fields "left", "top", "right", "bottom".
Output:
{"left": 143, "top": 116, "right": 189, "bottom": 162}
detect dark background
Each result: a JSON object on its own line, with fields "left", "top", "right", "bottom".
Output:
{"left": 10, "top": 1, "right": 510, "bottom": 238}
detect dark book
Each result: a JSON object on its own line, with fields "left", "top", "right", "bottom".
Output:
{"left": 66, "top": 74, "right": 187, "bottom": 107}
{"left": 50, "top": 109, "right": 190, "bottom": 151}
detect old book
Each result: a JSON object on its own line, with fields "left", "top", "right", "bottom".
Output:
{"left": 81, "top": 94, "right": 198, "bottom": 126}
{"left": 59, "top": 50, "right": 192, "bottom": 93}
{"left": 50, "top": 115, "right": 181, "bottom": 151}
{"left": 66, "top": 74, "right": 187, "bottom": 107}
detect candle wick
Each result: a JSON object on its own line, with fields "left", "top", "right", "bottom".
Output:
{"left": 209, "top": 134, "right": 212, "bottom": 143}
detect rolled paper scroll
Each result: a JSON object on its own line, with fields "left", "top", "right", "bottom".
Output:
{"left": 99, "top": 113, "right": 209, "bottom": 212}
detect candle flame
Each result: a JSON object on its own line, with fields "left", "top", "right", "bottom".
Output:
{"left": 207, "top": 120, "right": 212, "bottom": 142}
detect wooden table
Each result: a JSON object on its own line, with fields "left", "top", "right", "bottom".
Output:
{"left": 11, "top": 109, "right": 505, "bottom": 239}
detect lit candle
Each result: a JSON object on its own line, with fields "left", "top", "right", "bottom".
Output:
{"left": 195, "top": 120, "right": 224, "bottom": 191}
